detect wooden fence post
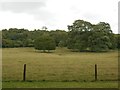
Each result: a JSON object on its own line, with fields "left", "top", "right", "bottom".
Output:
{"left": 95, "top": 64, "right": 97, "bottom": 81}
{"left": 23, "top": 64, "right": 26, "bottom": 81}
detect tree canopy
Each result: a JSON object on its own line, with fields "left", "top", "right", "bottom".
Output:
{"left": 67, "top": 20, "right": 117, "bottom": 52}
{"left": 2, "top": 28, "right": 68, "bottom": 48}
{"left": 1, "top": 19, "right": 119, "bottom": 52}
{"left": 34, "top": 34, "right": 56, "bottom": 52}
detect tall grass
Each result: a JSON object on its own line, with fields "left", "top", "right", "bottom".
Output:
{"left": 2, "top": 47, "right": 118, "bottom": 81}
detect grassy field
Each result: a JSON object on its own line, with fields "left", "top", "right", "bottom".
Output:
{"left": 2, "top": 47, "right": 118, "bottom": 88}
{"left": 2, "top": 81, "right": 118, "bottom": 88}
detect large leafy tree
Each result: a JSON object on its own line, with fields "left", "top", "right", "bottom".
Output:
{"left": 88, "top": 22, "right": 115, "bottom": 51}
{"left": 34, "top": 34, "right": 56, "bottom": 52}
{"left": 67, "top": 20, "right": 115, "bottom": 52}
{"left": 67, "top": 20, "right": 92, "bottom": 51}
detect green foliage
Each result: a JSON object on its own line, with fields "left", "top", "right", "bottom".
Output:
{"left": 2, "top": 28, "right": 30, "bottom": 48}
{"left": 67, "top": 20, "right": 116, "bottom": 52}
{"left": 67, "top": 20, "right": 92, "bottom": 51}
{"left": 88, "top": 32, "right": 110, "bottom": 51}
{"left": 58, "top": 40, "right": 65, "bottom": 47}
{"left": 2, "top": 39, "right": 14, "bottom": 48}
{"left": 34, "top": 34, "right": 56, "bottom": 52}
{"left": 2, "top": 28, "right": 68, "bottom": 48}
{"left": 50, "top": 30, "right": 68, "bottom": 46}
{"left": 115, "top": 34, "right": 120, "bottom": 49}
{"left": 88, "top": 22, "right": 114, "bottom": 52}
{"left": 1, "top": 20, "right": 118, "bottom": 52}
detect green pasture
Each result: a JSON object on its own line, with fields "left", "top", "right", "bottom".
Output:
{"left": 2, "top": 47, "right": 118, "bottom": 88}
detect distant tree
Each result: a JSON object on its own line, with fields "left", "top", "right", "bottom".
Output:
{"left": 34, "top": 34, "right": 56, "bottom": 52}
{"left": 2, "top": 28, "right": 67, "bottom": 48}
{"left": 67, "top": 20, "right": 92, "bottom": 51}
{"left": 14, "top": 40, "right": 23, "bottom": 47}
{"left": 1, "top": 23, "right": 117, "bottom": 51}
{"left": 88, "top": 22, "right": 115, "bottom": 51}
{"left": 42, "top": 26, "right": 48, "bottom": 30}
{"left": 115, "top": 34, "right": 120, "bottom": 49}
{"left": 23, "top": 39, "right": 34, "bottom": 47}
{"left": 58, "top": 40, "right": 65, "bottom": 48}
{"left": 67, "top": 20, "right": 115, "bottom": 52}
{"left": 118, "top": 35, "right": 120, "bottom": 49}
{"left": 2, "top": 39, "right": 14, "bottom": 48}
{"left": 50, "top": 30, "right": 68, "bottom": 46}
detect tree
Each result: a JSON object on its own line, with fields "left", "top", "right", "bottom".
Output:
{"left": 67, "top": 20, "right": 92, "bottom": 51}
{"left": 49, "top": 30, "right": 68, "bottom": 46}
{"left": 2, "top": 28, "right": 68, "bottom": 48}
{"left": 67, "top": 20, "right": 115, "bottom": 52}
{"left": 88, "top": 22, "right": 115, "bottom": 52}
{"left": 58, "top": 40, "right": 65, "bottom": 47}
{"left": 115, "top": 34, "right": 120, "bottom": 49}
{"left": 2, "top": 39, "right": 14, "bottom": 48}
{"left": 42, "top": 26, "right": 47, "bottom": 30}
{"left": 118, "top": 34, "right": 120, "bottom": 49}
{"left": 34, "top": 35, "right": 56, "bottom": 52}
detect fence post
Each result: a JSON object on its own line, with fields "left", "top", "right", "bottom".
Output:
{"left": 23, "top": 64, "right": 26, "bottom": 81}
{"left": 95, "top": 64, "right": 97, "bottom": 81}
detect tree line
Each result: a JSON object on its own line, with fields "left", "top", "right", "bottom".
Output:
{"left": 2, "top": 28, "right": 68, "bottom": 48}
{"left": 1, "top": 19, "right": 120, "bottom": 52}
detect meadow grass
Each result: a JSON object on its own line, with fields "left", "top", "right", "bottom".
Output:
{"left": 2, "top": 81, "right": 118, "bottom": 88}
{"left": 2, "top": 47, "right": 118, "bottom": 88}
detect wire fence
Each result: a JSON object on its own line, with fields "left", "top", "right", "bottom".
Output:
{"left": 2, "top": 64, "right": 118, "bottom": 82}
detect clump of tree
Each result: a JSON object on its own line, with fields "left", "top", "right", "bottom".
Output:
{"left": 115, "top": 34, "right": 120, "bottom": 49}
{"left": 2, "top": 28, "right": 68, "bottom": 48}
{"left": 1, "top": 20, "right": 119, "bottom": 52}
{"left": 2, "top": 28, "right": 34, "bottom": 47}
{"left": 49, "top": 30, "right": 68, "bottom": 47}
{"left": 67, "top": 20, "right": 117, "bottom": 52}
{"left": 34, "top": 34, "right": 56, "bottom": 52}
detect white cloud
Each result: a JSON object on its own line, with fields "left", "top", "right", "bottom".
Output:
{"left": 0, "top": 0, "right": 119, "bottom": 33}
{"left": 0, "top": 11, "right": 45, "bottom": 30}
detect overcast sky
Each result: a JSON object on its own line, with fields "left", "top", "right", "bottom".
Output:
{"left": 0, "top": 0, "right": 119, "bottom": 33}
